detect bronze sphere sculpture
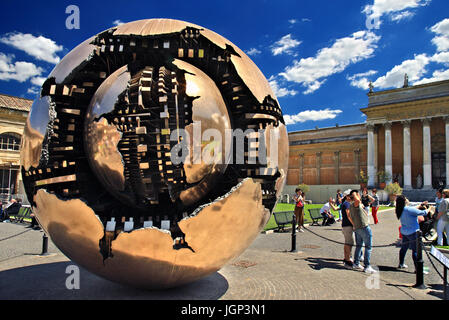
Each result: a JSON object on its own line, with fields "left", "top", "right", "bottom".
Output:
{"left": 21, "top": 19, "right": 288, "bottom": 289}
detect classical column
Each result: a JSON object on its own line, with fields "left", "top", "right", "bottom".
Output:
{"left": 334, "top": 151, "right": 340, "bottom": 185}
{"left": 446, "top": 118, "right": 449, "bottom": 187}
{"left": 367, "top": 124, "right": 376, "bottom": 187}
{"left": 299, "top": 153, "right": 304, "bottom": 184}
{"left": 384, "top": 122, "right": 393, "bottom": 184}
{"left": 373, "top": 127, "right": 378, "bottom": 184}
{"left": 354, "top": 149, "right": 361, "bottom": 183}
{"left": 402, "top": 120, "right": 412, "bottom": 189}
{"left": 316, "top": 152, "right": 322, "bottom": 185}
{"left": 422, "top": 118, "right": 432, "bottom": 189}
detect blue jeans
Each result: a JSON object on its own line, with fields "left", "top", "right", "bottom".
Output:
{"left": 399, "top": 232, "right": 417, "bottom": 267}
{"left": 354, "top": 226, "right": 373, "bottom": 268}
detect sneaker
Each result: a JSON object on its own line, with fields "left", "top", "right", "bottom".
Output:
{"left": 398, "top": 264, "right": 408, "bottom": 269}
{"left": 353, "top": 263, "right": 364, "bottom": 271}
{"left": 344, "top": 261, "right": 354, "bottom": 269}
{"left": 298, "top": 228, "right": 305, "bottom": 233}
{"left": 364, "top": 266, "right": 378, "bottom": 274}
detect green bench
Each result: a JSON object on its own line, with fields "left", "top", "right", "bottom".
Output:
{"left": 308, "top": 208, "right": 324, "bottom": 226}
{"left": 273, "top": 211, "right": 295, "bottom": 232}
{"left": 9, "top": 206, "right": 32, "bottom": 223}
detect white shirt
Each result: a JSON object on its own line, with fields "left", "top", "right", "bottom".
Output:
{"left": 320, "top": 203, "right": 331, "bottom": 214}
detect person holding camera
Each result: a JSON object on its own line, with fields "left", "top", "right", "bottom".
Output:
{"left": 396, "top": 195, "right": 432, "bottom": 270}
{"left": 320, "top": 198, "right": 339, "bottom": 226}
{"left": 293, "top": 188, "right": 305, "bottom": 232}
{"left": 436, "top": 189, "right": 449, "bottom": 246}
{"left": 349, "top": 190, "right": 377, "bottom": 274}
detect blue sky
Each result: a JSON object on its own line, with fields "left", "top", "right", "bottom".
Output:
{"left": 0, "top": 0, "right": 448, "bottom": 132}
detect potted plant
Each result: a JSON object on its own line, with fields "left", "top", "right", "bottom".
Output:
{"left": 377, "top": 168, "right": 391, "bottom": 189}
{"left": 384, "top": 182, "right": 403, "bottom": 207}
{"left": 356, "top": 169, "right": 368, "bottom": 190}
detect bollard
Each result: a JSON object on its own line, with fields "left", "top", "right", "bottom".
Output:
{"left": 40, "top": 233, "right": 50, "bottom": 256}
{"left": 414, "top": 230, "right": 426, "bottom": 289}
{"left": 290, "top": 214, "right": 297, "bottom": 253}
{"left": 444, "top": 267, "right": 448, "bottom": 300}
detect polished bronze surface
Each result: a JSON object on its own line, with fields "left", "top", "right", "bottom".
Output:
{"left": 21, "top": 19, "right": 288, "bottom": 289}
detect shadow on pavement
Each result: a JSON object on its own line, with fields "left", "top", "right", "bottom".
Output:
{"left": 377, "top": 265, "right": 414, "bottom": 274}
{"left": 304, "top": 257, "right": 346, "bottom": 271}
{"left": 0, "top": 261, "right": 229, "bottom": 300}
{"left": 426, "top": 284, "right": 447, "bottom": 300}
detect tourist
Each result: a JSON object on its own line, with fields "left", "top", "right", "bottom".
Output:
{"left": 349, "top": 190, "right": 377, "bottom": 274}
{"left": 3, "top": 198, "right": 20, "bottom": 222}
{"left": 396, "top": 195, "right": 432, "bottom": 270}
{"left": 335, "top": 189, "right": 344, "bottom": 222}
{"left": 320, "top": 198, "right": 339, "bottom": 226}
{"left": 371, "top": 189, "right": 380, "bottom": 225}
{"left": 436, "top": 189, "right": 449, "bottom": 246}
{"left": 361, "top": 188, "right": 374, "bottom": 216}
{"left": 341, "top": 191, "right": 355, "bottom": 269}
{"left": 293, "top": 188, "right": 305, "bottom": 233}
{"left": 435, "top": 188, "right": 444, "bottom": 217}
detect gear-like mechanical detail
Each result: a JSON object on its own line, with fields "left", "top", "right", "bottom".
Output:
{"left": 21, "top": 19, "right": 289, "bottom": 289}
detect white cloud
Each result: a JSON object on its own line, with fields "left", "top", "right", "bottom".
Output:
{"left": 413, "top": 69, "right": 449, "bottom": 85}
{"left": 0, "top": 53, "right": 43, "bottom": 82}
{"left": 30, "top": 76, "right": 46, "bottom": 86}
{"left": 303, "top": 80, "right": 326, "bottom": 95}
{"left": 390, "top": 10, "right": 416, "bottom": 22}
{"left": 246, "top": 48, "right": 261, "bottom": 56}
{"left": 288, "top": 19, "right": 298, "bottom": 25}
{"left": 430, "top": 18, "right": 449, "bottom": 52}
{"left": 280, "top": 31, "right": 380, "bottom": 94}
{"left": 268, "top": 76, "right": 298, "bottom": 98}
{"left": 372, "top": 54, "right": 430, "bottom": 89}
{"left": 302, "top": 18, "right": 312, "bottom": 23}
{"left": 0, "top": 33, "right": 63, "bottom": 64}
{"left": 113, "top": 20, "right": 125, "bottom": 26}
{"left": 284, "top": 108, "right": 343, "bottom": 125}
{"left": 271, "top": 34, "right": 302, "bottom": 56}
{"left": 431, "top": 51, "right": 449, "bottom": 65}
{"left": 347, "top": 70, "right": 378, "bottom": 89}
{"left": 363, "top": 0, "right": 430, "bottom": 28}
{"left": 27, "top": 87, "right": 40, "bottom": 95}
{"left": 348, "top": 70, "right": 379, "bottom": 79}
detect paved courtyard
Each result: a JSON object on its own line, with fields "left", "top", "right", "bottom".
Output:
{"left": 0, "top": 209, "right": 446, "bottom": 300}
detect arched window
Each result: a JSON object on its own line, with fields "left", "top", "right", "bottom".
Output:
{"left": 0, "top": 133, "right": 21, "bottom": 151}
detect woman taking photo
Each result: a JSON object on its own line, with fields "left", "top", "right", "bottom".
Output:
{"left": 436, "top": 189, "right": 449, "bottom": 246}
{"left": 293, "top": 188, "right": 305, "bottom": 233}
{"left": 396, "top": 195, "right": 432, "bottom": 270}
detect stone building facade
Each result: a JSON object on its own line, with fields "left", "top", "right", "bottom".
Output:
{"left": 362, "top": 79, "right": 449, "bottom": 191}
{"left": 0, "top": 94, "right": 32, "bottom": 201}
{"left": 286, "top": 78, "right": 449, "bottom": 203}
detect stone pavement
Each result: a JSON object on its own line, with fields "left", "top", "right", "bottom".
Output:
{"left": 0, "top": 209, "right": 447, "bottom": 300}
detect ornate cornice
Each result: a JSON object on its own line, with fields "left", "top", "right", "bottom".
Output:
{"left": 401, "top": 120, "right": 411, "bottom": 128}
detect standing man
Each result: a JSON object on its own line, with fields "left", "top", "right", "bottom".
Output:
{"left": 349, "top": 190, "right": 377, "bottom": 274}
{"left": 341, "top": 190, "right": 354, "bottom": 269}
